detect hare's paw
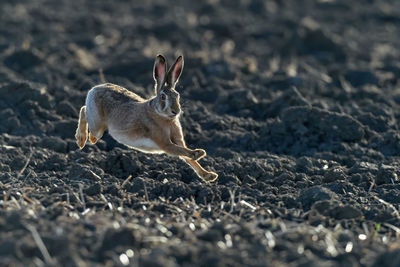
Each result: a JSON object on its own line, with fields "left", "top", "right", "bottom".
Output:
{"left": 203, "top": 171, "right": 218, "bottom": 182}
{"left": 75, "top": 133, "right": 87, "bottom": 149}
{"left": 89, "top": 132, "right": 98, "bottom": 144}
{"left": 191, "top": 149, "right": 206, "bottom": 161}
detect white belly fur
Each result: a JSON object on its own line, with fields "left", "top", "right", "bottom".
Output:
{"left": 109, "top": 131, "right": 164, "bottom": 154}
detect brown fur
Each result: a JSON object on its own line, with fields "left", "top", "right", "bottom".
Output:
{"left": 75, "top": 106, "right": 88, "bottom": 148}
{"left": 75, "top": 55, "right": 218, "bottom": 182}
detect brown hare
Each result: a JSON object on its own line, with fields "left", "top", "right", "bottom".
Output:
{"left": 75, "top": 55, "right": 218, "bottom": 182}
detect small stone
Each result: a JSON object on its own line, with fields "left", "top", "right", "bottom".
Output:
{"left": 85, "top": 183, "right": 102, "bottom": 196}
{"left": 324, "top": 167, "right": 347, "bottom": 183}
{"left": 329, "top": 205, "right": 362, "bottom": 220}
{"left": 299, "top": 186, "right": 338, "bottom": 210}
{"left": 40, "top": 136, "right": 68, "bottom": 153}
{"left": 197, "top": 228, "right": 223, "bottom": 242}
{"left": 218, "top": 174, "right": 240, "bottom": 185}
{"left": 53, "top": 120, "right": 77, "bottom": 138}
{"left": 372, "top": 249, "right": 400, "bottom": 267}
{"left": 56, "top": 100, "right": 78, "bottom": 117}
{"left": 99, "top": 227, "right": 138, "bottom": 252}
{"left": 6, "top": 117, "right": 21, "bottom": 133}
{"left": 376, "top": 165, "right": 398, "bottom": 185}
{"left": 69, "top": 164, "right": 102, "bottom": 181}
{"left": 312, "top": 200, "right": 334, "bottom": 215}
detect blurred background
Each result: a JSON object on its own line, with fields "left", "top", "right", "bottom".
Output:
{"left": 1, "top": 0, "right": 399, "bottom": 94}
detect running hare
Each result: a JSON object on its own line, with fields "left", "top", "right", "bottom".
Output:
{"left": 75, "top": 55, "right": 218, "bottom": 182}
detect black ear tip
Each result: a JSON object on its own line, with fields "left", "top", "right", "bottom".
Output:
{"left": 156, "top": 54, "right": 166, "bottom": 63}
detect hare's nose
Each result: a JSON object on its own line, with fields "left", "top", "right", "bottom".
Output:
{"left": 171, "top": 111, "right": 178, "bottom": 115}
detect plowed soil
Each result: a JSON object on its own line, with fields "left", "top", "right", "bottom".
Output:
{"left": 1, "top": 0, "right": 400, "bottom": 266}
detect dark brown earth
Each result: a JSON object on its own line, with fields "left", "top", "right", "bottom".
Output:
{"left": 1, "top": 0, "right": 400, "bottom": 266}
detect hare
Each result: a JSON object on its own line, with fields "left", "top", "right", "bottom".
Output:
{"left": 75, "top": 55, "right": 218, "bottom": 182}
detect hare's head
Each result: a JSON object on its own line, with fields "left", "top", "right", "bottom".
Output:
{"left": 153, "top": 55, "right": 184, "bottom": 119}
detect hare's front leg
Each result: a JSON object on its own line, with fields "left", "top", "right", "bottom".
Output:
{"left": 170, "top": 126, "right": 218, "bottom": 182}
{"left": 156, "top": 139, "right": 206, "bottom": 161}
{"left": 184, "top": 158, "right": 218, "bottom": 182}
{"left": 177, "top": 139, "right": 218, "bottom": 182}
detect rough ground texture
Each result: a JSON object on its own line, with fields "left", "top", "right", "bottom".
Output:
{"left": 1, "top": 0, "right": 400, "bottom": 266}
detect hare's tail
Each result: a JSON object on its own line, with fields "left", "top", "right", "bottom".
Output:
{"left": 75, "top": 106, "right": 88, "bottom": 149}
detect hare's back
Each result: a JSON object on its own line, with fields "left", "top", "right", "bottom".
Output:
{"left": 88, "top": 83, "right": 144, "bottom": 113}
{"left": 85, "top": 83, "right": 146, "bottom": 125}
{"left": 91, "top": 83, "right": 145, "bottom": 104}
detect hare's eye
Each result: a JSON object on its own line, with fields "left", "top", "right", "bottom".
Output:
{"left": 161, "top": 93, "right": 166, "bottom": 101}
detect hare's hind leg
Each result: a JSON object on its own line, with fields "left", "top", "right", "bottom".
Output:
{"left": 88, "top": 132, "right": 98, "bottom": 144}
{"left": 86, "top": 92, "right": 106, "bottom": 144}
{"left": 87, "top": 119, "right": 106, "bottom": 144}
{"left": 88, "top": 126, "right": 106, "bottom": 144}
{"left": 75, "top": 106, "right": 88, "bottom": 149}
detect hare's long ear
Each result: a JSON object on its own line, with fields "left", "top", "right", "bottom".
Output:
{"left": 153, "top": 55, "right": 167, "bottom": 94}
{"left": 167, "top": 55, "right": 184, "bottom": 89}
